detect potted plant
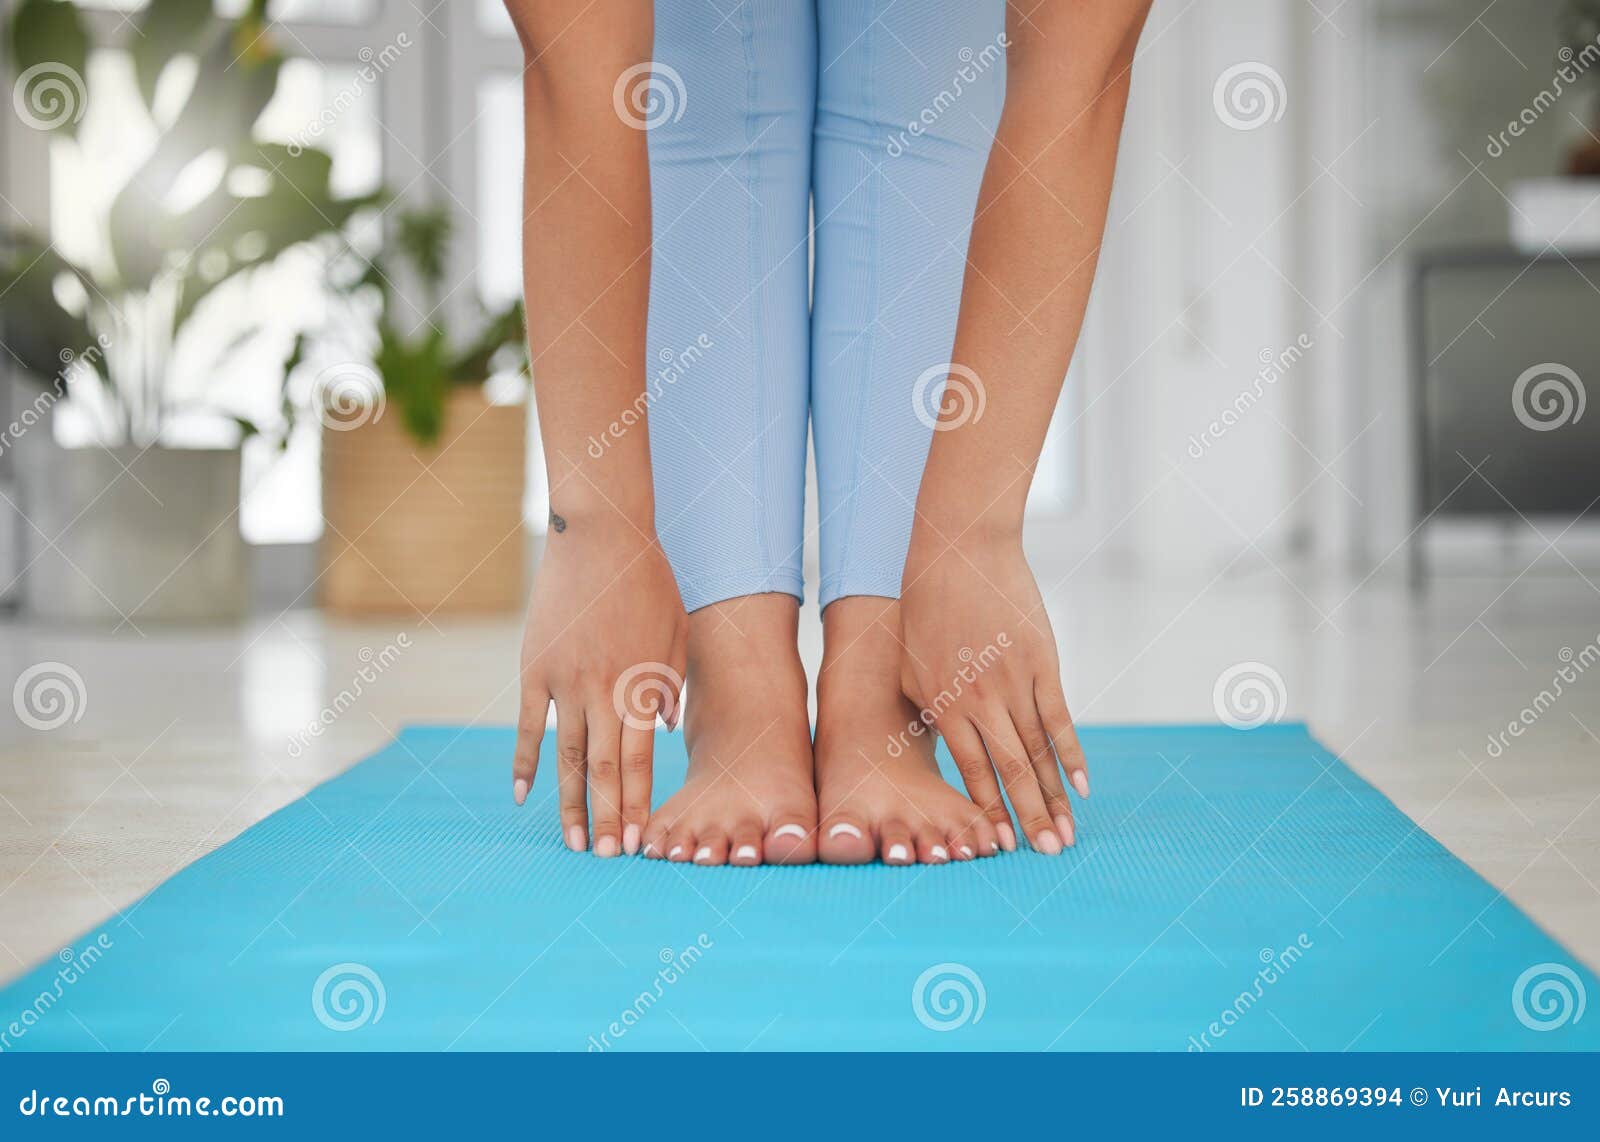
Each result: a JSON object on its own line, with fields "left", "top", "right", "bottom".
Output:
{"left": 0, "top": 0, "right": 378, "bottom": 623}
{"left": 316, "top": 207, "right": 529, "bottom": 616}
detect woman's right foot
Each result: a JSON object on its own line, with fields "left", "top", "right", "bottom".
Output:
{"left": 640, "top": 594, "right": 819, "bottom": 866}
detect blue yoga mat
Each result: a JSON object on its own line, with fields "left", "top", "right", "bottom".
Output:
{"left": 2, "top": 724, "right": 1594, "bottom": 1051}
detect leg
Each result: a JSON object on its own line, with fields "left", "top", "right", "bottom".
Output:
{"left": 639, "top": 0, "right": 819, "bottom": 865}
{"left": 809, "top": 0, "right": 1007, "bottom": 863}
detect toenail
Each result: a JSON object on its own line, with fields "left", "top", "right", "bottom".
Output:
{"left": 960, "top": 845, "right": 975, "bottom": 858}
{"left": 566, "top": 825, "right": 587, "bottom": 852}
{"left": 735, "top": 844, "right": 759, "bottom": 862}
{"left": 773, "top": 823, "right": 807, "bottom": 840}
{"left": 989, "top": 840, "right": 1000, "bottom": 853}
{"left": 887, "top": 843, "right": 910, "bottom": 863}
{"left": 931, "top": 845, "right": 949, "bottom": 862}
{"left": 694, "top": 845, "right": 713, "bottom": 863}
{"left": 668, "top": 845, "right": 684, "bottom": 859}
{"left": 829, "top": 822, "right": 862, "bottom": 840}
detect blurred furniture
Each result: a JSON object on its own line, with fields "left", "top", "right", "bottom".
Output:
{"left": 1409, "top": 246, "right": 1600, "bottom": 586}
{"left": 320, "top": 388, "right": 525, "bottom": 616}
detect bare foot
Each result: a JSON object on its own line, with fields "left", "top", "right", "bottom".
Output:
{"left": 640, "top": 594, "right": 819, "bottom": 866}
{"left": 814, "top": 598, "right": 1003, "bottom": 865}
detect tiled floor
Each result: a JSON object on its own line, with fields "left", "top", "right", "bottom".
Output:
{"left": 2, "top": 558, "right": 1598, "bottom": 984}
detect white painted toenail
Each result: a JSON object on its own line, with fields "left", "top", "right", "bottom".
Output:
{"left": 887, "top": 843, "right": 910, "bottom": 863}
{"left": 773, "top": 824, "right": 806, "bottom": 840}
{"left": 735, "top": 845, "right": 758, "bottom": 862}
{"left": 694, "top": 846, "right": 713, "bottom": 863}
{"left": 989, "top": 841, "right": 1000, "bottom": 852}
{"left": 931, "top": 845, "right": 949, "bottom": 862}
{"left": 829, "top": 823, "right": 862, "bottom": 840}
{"left": 642, "top": 842, "right": 657, "bottom": 857}
{"left": 668, "top": 845, "right": 684, "bottom": 859}
{"left": 960, "top": 845, "right": 974, "bottom": 858}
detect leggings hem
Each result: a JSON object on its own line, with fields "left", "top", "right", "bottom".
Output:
{"left": 681, "top": 568, "right": 806, "bottom": 613}
{"left": 818, "top": 569, "right": 904, "bottom": 610}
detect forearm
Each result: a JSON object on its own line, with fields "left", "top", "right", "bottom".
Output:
{"left": 912, "top": 1, "right": 1150, "bottom": 545}
{"left": 514, "top": 1, "right": 656, "bottom": 532}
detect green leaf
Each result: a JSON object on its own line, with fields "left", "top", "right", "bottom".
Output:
{"left": 7, "top": 0, "right": 90, "bottom": 138}
{"left": 374, "top": 322, "right": 451, "bottom": 446}
{"left": 0, "top": 234, "right": 98, "bottom": 390}
{"left": 132, "top": 0, "right": 214, "bottom": 112}
{"left": 449, "top": 299, "right": 527, "bottom": 384}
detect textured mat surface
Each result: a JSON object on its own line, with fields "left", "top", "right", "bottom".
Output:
{"left": 2, "top": 724, "right": 1595, "bottom": 1051}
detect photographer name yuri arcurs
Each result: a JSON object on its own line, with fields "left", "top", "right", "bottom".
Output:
{"left": 1239, "top": 1085, "right": 1573, "bottom": 1110}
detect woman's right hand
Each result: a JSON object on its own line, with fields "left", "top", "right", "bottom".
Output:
{"left": 512, "top": 515, "right": 687, "bottom": 858}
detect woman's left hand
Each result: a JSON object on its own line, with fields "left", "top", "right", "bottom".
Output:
{"left": 899, "top": 527, "right": 1088, "bottom": 854}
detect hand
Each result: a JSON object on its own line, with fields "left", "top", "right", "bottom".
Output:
{"left": 899, "top": 529, "right": 1087, "bottom": 854}
{"left": 513, "top": 517, "right": 687, "bottom": 857}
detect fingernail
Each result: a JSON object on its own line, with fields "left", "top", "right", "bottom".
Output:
{"left": 930, "top": 845, "right": 949, "bottom": 863}
{"left": 513, "top": 778, "right": 529, "bottom": 805}
{"left": 959, "top": 845, "right": 975, "bottom": 859}
{"left": 623, "top": 823, "right": 641, "bottom": 855}
{"left": 566, "top": 824, "right": 587, "bottom": 852}
{"left": 1056, "top": 814, "right": 1076, "bottom": 847}
{"left": 1071, "top": 770, "right": 1091, "bottom": 798}
{"left": 734, "top": 844, "right": 759, "bottom": 863}
{"left": 694, "top": 845, "right": 713, "bottom": 863}
{"left": 594, "top": 835, "right": 619, "bottom": 858}
{"left": 996, "top": 822, "right": 1017, "bottom": 851}
{"left": 773, "top": 823, "right": 806, "bottom": 840}
{"left": 829, "top": 822, "right": 862, "bottom": 840}
{"left": 887, "top": 843, "right": 910, "bottom": 863}
{"left": 1034, "top": 829, "right": 1063, "bottom": 855}
{"left": 668, "top": 844, "right": 684, "bottom": 860}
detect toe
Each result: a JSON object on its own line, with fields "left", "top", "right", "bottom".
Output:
{"left": 764, "top": 814, "right": 817, "bottom": 866}
{"left": 818, "top": 815, "right": 874, "bottom": 865}
{"left": 915, "top": 828, "right": 950, "bottom": 865}
{"left": 665, "top": 827, "right": 693, "bottom": 863}
{"left": 641, "top": 818, "right": 671, "bottom": 860}
{"left": 881, "top": 820, "right": 915, "bottom": 866}
{"left": 694, "top": 832, "right": 729, "bottom": 866}
{"left": 730, "top": 823, "right": 763, "bottom": 867}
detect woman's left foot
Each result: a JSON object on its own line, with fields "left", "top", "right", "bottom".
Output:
{"left": 813, "top": 598, "right": 1003, "bottom": 864}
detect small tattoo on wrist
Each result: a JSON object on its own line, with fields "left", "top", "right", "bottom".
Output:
{"left": 549, "top": 510, "right": 567, "bottom": 534}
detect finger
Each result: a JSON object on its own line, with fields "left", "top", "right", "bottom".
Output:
{"left": 555, "top": 699, "right": 588, "bottom": 851}
{"left": 938, "top": 718, "right": 1013, "bottom": 851}
{"left": 971, "top": 710, "right": 1061, "bottom": 855}
{"left": 620, "top": 722, "right": 655, "bottom": 855}
{"left": 1014, "top": 706, "right": 1075, "bottom": 848}
{"left": 512, "top": 685, "right": 550, "bottom": 805}
{"left": 666, "top": 625, "right": 688, "bottom": 732}
{"left": 586, "top": 701, "right": 624, "bottom": 857}
{"left": 1038, "top": 678, "right": 1090, "bottom": 799}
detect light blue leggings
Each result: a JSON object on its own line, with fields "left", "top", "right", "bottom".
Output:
{"left": 646, "top": 0, "right": 1005, "bottom": 612}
